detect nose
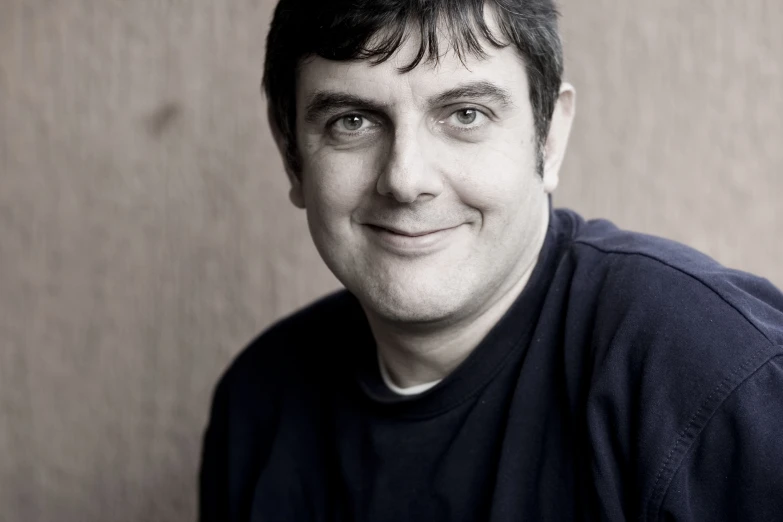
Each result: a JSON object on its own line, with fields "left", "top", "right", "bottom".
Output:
{"left": 376, "top": 126, "right": 443, "bottom": 203}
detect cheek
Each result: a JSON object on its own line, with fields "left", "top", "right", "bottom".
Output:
{"left": 302, "top": 149, "right": 378, "bottom": 223}
{"left": 448, "top": 141, "right": 541, "bottom": 217}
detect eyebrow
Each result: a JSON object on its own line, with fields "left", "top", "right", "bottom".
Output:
{"left": 427, "top": 81, "right": 514, "bottom": 109}
{"left": 303, "top": 92, "right": 389, "bottom": 124}
{"left": 302, "top": 80, "right": 514, "bottom": 123}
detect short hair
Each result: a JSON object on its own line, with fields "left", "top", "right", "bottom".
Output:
{"left": 263, "top": 0, "right": 564, "bottom": 175}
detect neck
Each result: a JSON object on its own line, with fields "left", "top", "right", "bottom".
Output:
{"left": 366, "top": 212, "right": 550, "bottom": 389}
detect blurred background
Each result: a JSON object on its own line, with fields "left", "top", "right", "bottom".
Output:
{"left": 1, "top": 0, "right": 781, "bottom": 520}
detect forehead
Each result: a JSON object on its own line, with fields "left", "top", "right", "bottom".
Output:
{"left": 295, "top": 37, "right": 530, "bottom": 110}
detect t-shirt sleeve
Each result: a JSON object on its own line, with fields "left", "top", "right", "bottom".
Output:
{"left": 197, "top": 339, "right": 286, "bottom": 522}
{"left": 198, "top": 373, "right": 231, "bottom": 522}
{"left": 655, "top": 354, "right": 783, "bottom": 521}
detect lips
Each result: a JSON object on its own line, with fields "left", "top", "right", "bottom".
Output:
{"left": 364, "top": 223, "right": 462, "bottom": 255}
{"left": 367, "top": 224, "right": 455, "bottom": 237}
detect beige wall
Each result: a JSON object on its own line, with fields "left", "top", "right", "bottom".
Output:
{"left": 1, "top": 1, "right": 780, "bottom": 520}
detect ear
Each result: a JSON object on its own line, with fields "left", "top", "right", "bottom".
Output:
{"left": 268, "top": 106, "right": 306, "bottom": 209}
{"left": 542, "top": 82, "right": 576, "bottom": 194}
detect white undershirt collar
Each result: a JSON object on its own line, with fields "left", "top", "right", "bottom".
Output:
{"left": 377, "top": 351, "right": 442, "bottom": 396}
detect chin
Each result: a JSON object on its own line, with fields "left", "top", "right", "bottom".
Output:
{"left": 319, "top": 242, "right": 482, "bottom": 325}
{"left": 351, "top": 279, "right": 468, "bottom": 325}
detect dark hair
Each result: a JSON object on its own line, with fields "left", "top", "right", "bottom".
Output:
{"left": 263, "top": 0, "right": 563, "bottom": 175}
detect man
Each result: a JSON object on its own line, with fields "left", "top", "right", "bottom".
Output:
{"left": 199, "top": 0, "right": 783, "bottom": 520}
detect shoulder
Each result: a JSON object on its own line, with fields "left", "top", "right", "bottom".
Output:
{"left": 556, "top": 211, "right": 783, "bottom": 519}
{"left": 213, "top": 289, "right": 364, "bottom": 405}
{"left": 562, "top": 211, "right": 783, "bottom": 418}
{"left": 561, "top": 211, "right": 783, "bottom": 348}
{"left": 199, "top": 291, "right": 362, "bottom": 518}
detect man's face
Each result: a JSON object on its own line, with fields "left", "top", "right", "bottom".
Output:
{"left": 290, "top": 32, "right": 565, "bottom": 326}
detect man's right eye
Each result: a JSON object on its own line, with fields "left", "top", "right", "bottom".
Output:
{"left": 330, "top": 114, "right": 376, "bottom": 134}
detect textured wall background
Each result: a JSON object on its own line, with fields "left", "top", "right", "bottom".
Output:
{"left": 1, "top": 1, "right": 781, "bottom": 521}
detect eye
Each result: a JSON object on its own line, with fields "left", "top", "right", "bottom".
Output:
{"left": 455, "top": 109, "right": 478, "bottom": 125}
{"left": 445, "top": 108, "right": 488, "bottom": 128}
{"left": 333, "top": 114, "right": 374, "bottom": 133}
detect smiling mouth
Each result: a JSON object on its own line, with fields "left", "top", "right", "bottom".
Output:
{"left": 366, "top": 224, "right": 454, "bottom": 237}
{"left": 364, "top": 223, "right": 462, "bottom": 254}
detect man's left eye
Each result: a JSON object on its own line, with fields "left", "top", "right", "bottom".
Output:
{"left": 448, "top": 108, "right": 487, "bottom": 127}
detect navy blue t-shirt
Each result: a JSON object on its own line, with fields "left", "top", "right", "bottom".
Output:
{"left": 199, "top": 209, "right": 783, "bottom": 521}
